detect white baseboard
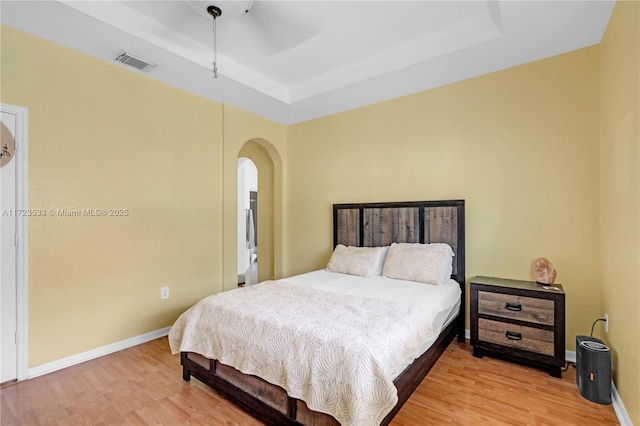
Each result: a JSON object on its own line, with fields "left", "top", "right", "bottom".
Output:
{"left": 611, "top": 381, "right": 633, "bottom": 426}
{"left": 27, "top": 326, "right": 171, "bottom": 379}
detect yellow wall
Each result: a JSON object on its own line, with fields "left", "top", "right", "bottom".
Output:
{"left": 599, "top": 1, "right": 640, "bottom": 422}
{"left": 287, "top": 46, "right": 601, "bottom": 352}
{"left": 0, "top": 25, "right": 286, "bottom": 366}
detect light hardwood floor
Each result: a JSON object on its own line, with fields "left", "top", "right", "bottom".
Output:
{"left": 1, "top": 338, "right": 619, "bottom": 425}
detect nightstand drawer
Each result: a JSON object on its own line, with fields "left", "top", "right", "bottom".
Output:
{"left": 478, "top": 318, "right": 554, "bottom": 356}
{"left": 478, "top": 291, "right": 554, "bottom": 326}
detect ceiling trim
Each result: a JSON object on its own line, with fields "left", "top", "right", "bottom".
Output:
{"left": 60, "top": 0, "right": 291, "bottom": 102}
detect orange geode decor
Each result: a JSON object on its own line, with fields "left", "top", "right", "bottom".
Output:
{"left": 535, "top": 257, "right": 557, "bottom": 284}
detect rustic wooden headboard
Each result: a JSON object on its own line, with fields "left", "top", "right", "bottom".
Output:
{"left": 333, "top": 200, "right": 466, "bottom": 339}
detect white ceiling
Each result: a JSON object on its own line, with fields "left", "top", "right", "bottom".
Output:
{"left": 1, "top": 1, "right": 615, "bottom": 125}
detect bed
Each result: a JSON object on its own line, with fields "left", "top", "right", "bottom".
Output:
{"left": 169, "top": 200, "right": 465, "bottom": 425}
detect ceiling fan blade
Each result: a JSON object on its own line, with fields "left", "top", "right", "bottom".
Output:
{"left": 235, "top": 1, "right": 321, "bottom": 55}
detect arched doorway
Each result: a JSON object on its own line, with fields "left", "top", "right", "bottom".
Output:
{"left": 237, "top": 140, "right": 275, "bottom": 285}
{"left": 237, "top": 157, "right": 257, "bottom": 285}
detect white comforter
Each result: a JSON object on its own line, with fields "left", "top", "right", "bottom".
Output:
{"left": 169, "top": 274, "right": 460, "bottom": 425}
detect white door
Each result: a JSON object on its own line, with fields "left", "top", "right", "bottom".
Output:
{"left": 1, "top": 111, "right": 18, "bottom": 383}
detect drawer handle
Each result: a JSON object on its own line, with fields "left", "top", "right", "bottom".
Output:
{"left": 506, "top": 331, "right": 522, "bottom": 341}
{"left": 505, "top": 302, "right": 522, "bottom": 311}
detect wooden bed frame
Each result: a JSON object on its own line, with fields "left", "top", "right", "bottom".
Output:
{"left": 181, "top": 200, "right": 465, "bottom": 425}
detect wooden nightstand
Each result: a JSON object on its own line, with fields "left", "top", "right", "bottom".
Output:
{"left": 470, "top": 276, "right": 566, "bottom": 377}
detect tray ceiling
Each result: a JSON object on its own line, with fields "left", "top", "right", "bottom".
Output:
{"left": 1, "top": 1, "right": 615, "bottom": 124}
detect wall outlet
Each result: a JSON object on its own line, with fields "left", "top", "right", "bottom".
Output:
{"left": 160, "top": 286, "right": 169, "bottom": 300}
{"left": 604, "top": 313, "right": 608, "bottom": 333}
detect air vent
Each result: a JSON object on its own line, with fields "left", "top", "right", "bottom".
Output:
{"left": 112, "top": 50, "right": 157, "bottom": 73}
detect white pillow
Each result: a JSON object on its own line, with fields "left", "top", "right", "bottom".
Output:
{"left": 391, "top": 243, "right": 454, "bottom": 281}
{"left": 427, "top": 243, "right": 455, "bottom": 281}
{"left": 327, "top": 245, "right": 385, "bottom": 277}
{"left": 382, "top": 242, "right": 454, "bottom": 285}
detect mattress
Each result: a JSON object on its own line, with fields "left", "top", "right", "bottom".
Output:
{"left": 280, "top": 269, "right": 462, "bottom": 377}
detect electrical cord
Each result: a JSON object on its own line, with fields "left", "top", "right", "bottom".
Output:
{"left": 561, "top": 361, "right": 575, "bottom": 371}
{"left": 590, "top": 318, "right": 607, "bottom": 336}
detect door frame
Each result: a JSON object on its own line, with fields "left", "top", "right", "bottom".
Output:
{"left": 1, "top": 103, "right": 29, "bottom": 381}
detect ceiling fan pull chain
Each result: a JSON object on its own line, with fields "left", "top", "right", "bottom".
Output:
{"left": 207, "top": 5, "right": 222, "bottom": 79}
{"left": 212, "top": 14, "right": 218, "bottom": 78}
